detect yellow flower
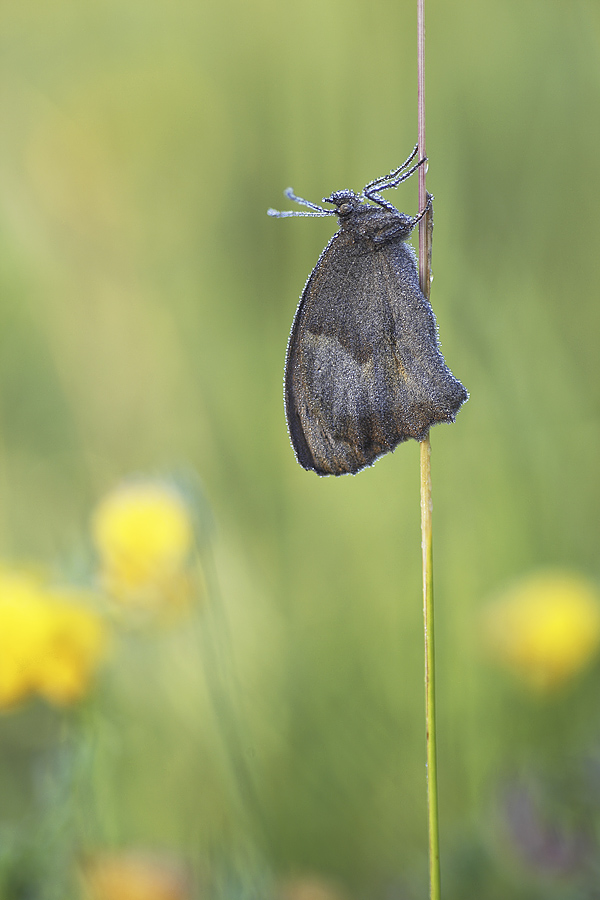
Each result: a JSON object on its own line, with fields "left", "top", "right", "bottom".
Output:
{"left": 483, "top": 571, "right": 600, "bottom": 692}
{"left": 0, "top": 567, "right": 107, "bottom": 710}
{"left": 81, "top": 852, "right": 189, "bottom": 900}
{"left": 33, "top": 591, "right": 107, "bottom": 705}
{"left": 0, "top": 569, "right": 49, "bottom": 707}
{"left": 92, "top": 481, "right": 195, "bottom": 611}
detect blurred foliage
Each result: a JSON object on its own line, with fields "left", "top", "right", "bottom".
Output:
{"left": 1, "top": 0, "right": 600, "bottom": 896}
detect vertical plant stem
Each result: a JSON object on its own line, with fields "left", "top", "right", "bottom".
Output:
{"left": 417, "top": 1, "right": 441, "bottom": 898}
{"left": 420, "top": 436, "right": 440, "bottom": 900}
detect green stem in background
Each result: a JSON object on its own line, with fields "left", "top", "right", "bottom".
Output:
{"left": 417, "top": 1, "right": 441, "bottom": 898}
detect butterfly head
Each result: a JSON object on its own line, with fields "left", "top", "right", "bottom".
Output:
{"left": 323, "top": 190, "right": 364, "bottom": 218}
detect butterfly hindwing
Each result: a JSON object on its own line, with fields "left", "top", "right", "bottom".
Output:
{"left": 285, "top": 229, "right": 466, "bottom": 476}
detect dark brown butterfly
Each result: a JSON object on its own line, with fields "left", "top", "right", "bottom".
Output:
{"left": 268, "top": 147, "right": 468, "bottom": 476}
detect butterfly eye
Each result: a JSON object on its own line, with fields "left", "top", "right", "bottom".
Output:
{"left": 338, "top": 202, "right": 353, "bottom": 216}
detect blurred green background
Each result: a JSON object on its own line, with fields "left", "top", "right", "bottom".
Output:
{"left": 1, "top": 0, "right": 600, "bottom": 897}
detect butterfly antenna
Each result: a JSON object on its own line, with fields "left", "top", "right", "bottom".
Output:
{"left": 268, "top": 188, "right": 337, "bottom": 218}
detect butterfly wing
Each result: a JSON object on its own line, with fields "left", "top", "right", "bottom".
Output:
{"left": 285, "top": 231, "right": 467, "bottom": 476}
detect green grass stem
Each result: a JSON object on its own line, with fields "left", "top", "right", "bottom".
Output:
{"left": 420, "top": 436, "right": 441, "bottom": 900}
{"left": 417, "top": 1, "right": 442, "bottom": 897}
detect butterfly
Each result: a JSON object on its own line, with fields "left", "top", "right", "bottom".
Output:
{"left": 268, "top": 146, "right": 468, "bottom": 476}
